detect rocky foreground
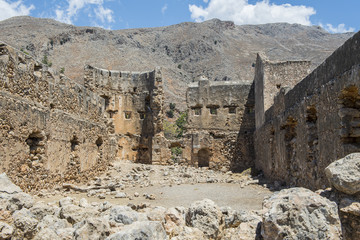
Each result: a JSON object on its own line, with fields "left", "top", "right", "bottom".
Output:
{"left": 0, "top": 153, "right": 359, "bottom": 239}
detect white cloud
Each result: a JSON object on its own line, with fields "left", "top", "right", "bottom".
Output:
{"left": 189, "top": 0, "right": 315, "bottom": 26}
{"left": 55, "top": 0, "right": 114, "bottom": 26}
{"left": 0, "top": 0, "right": 35, "bottom": 21}
{"left": 161, "top": 4, "right": 167, "bottom": 14}
{"left": 94, "top": 5, "right": 114, "bottom": 23}
{"left": 322, "top": 23, "right": 354, "bottom": 34}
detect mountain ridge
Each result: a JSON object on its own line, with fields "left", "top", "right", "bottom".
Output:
{"left": 0, "top": 16, "right": 354, "bottom": 107}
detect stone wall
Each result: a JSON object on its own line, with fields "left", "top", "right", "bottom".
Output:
{"left": 254, "top": 31, "right": 360, "bottom": 189}
{"left": 254, "top": 53, "right": 311, "bottom": 129}
{"left": 186, "top": 77, "right": 255, "bottom": 171}
{"left": 84, "top": 65, "right": 166, "bottom": 165}
{"left": 0, "top": 42, "right": 117, "bottom": 191}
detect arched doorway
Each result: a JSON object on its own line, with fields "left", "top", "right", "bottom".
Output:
{"left": 198, "top": 148, "right": 211, "bottom": 167}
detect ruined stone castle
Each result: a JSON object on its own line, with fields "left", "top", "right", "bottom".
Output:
{"left": 1, "top": 29, "right": 360, "bottom": 191}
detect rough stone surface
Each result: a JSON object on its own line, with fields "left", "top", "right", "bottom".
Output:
{"left": 261, "top": 188, "right": 342, "bottom": 240}
{"left": 0, "top": 221, "right": 14, "bottom": 239}
{"left": 0, "top": 173, "right": 22, "bottom": 194}
{"left": 339, "top": 197, "right": 360, "bottom": 240}
{"left": 255, "top": 31, "right": 360, "bottom": 190}
{"left": 325, "top": 153, "right": 360, "bottom": 195}
{"left": 186, "top": 78, "right": 255, "bottom": 171}
{"left": 109, "top": 206, "right": 146, "bottom": 225}
{"left": 0, "top": 43, "right": 117, "bottom": 192}
{"left": 185, "top": 199, "right": 223, "bottom": 238}
{"left": 74, "top": 217, "right": 110, "bottom": 240}
{"left": 106, "top": 221, "right": 166, "bottom": 240}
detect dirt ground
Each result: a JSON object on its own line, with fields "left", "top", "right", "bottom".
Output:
{"left": 35, "top": 162, "right": 273, "bottom": 211}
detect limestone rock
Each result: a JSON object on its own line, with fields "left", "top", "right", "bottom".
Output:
{"left": 7, "top": 192, "right": 34, "bottom": 212}
{"left": 30, "top": 202, "right": 56, "bottom": 220}
{"left": 144, "top": 206, "right": 166, "bottom": 222}
{"left": 36, "top": 215, "right": 71, "bottom": 232}
{"left": 56, "top": 227, "right": 75, "bottom": 239}
{"left": 0, "top": 221, "right": 14, "bottom": 239}
{"left": 261, "top": 187, "right": 342, "bottom": 240}
{"left": 0, "top": 173, "right": 22, "bottom": 194}
{"left": 185, "top": 199, "right": 223, "bottom": 238}
{"left": 33, "top": 228, "right": 61, "bottom": 240}
{"left": 74, "top": 217, "right": 110, "bottom": 240}
{"left": 170, "top": 226, "right": 206, "bottom": 240}
{"left": 106, "top": 221, "right": 166, "bottom": 240}
{"left": 109, "top": 206, "right": 146, "bottom": 225}
{"left": 59, "top": 197, "right": 74, "bottom": 207}
{"left": 325, "top": 153, "right": 360, "bottom": 195}
{"left": 60, "top": 204, "right": 99, "bottom": 224}
{"left": 13, "top": 208, "right": 39, "bottom": 239}
{"left": 339, "top": 198, "right": 360, "bottom": 240}
{"left": 164, "top": 207, "right": 186, "bottom": 235}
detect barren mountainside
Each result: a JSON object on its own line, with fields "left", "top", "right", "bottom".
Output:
{"left": 0, "top": 16, "right": 354, "bottom": 107}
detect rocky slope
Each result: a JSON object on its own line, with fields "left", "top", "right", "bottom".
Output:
{"left": 0, "top": 16, "right": 354, "bottom": 108}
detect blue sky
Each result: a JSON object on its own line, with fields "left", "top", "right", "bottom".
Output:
{"left": 0, "top": 0, "right": 357, "bottom": 33}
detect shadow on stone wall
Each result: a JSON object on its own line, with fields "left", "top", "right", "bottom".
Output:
{"left": 231, "top": 81, "right": 256, "bottom": 173}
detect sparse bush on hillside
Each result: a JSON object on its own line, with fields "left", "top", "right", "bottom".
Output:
{"left": 42, "top": 55, "right": 52, "bottom": 67}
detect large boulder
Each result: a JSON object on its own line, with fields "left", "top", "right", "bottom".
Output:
{"left": 106, "top": 221, "right": 166, "bottom": 240}
{"left": 185, "top": 199, "right": 223, "bottom": 239}
{"left": 261, "top": 188, "right": 342, "bottom": 240}
{"left": 325, "top": 153, "right": 360, "bottom": 195}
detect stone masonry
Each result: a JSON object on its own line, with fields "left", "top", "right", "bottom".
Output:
{"left": 83, "top": 65, "right": 166, "bottom": 165}
{"left": 186, "top": 76, "right": 255, "bottom": 171}
{"left": 0, "top": 42, "right": 117, "bottom": 191}
{"left": 254, "top": 31, "right": 360, "bottom": 189}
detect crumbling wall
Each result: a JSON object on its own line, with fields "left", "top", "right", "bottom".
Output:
{"left": 254, "top": 54, "right": 311, "bottom": 129}
{"left": 84, "top": 65, "right": 166, "bottom": 164}
{"left": 254, "top": 31, "right": 360, "bottom": 189}
{"left": 186, "top": 77, "right": 255, "bottom": 171}
{"left": 0, "top": 43, "right": 117, "bottom": 191}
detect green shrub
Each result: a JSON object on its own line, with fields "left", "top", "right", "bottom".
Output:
{"left": 171, "top": 147, "right": 182, "bottom": 156}
{"left": 169, "top": 103, "right": 176, "bottom": 110}
{"left": 166, "top": 110, "right": 174, "bottom": 118}
{"left": 175, "top": 112, "right": 187, "bottom": 138}
{"left": 42, "top": 55, "right": 52, "bottom": 67}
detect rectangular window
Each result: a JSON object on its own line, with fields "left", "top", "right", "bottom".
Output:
{"left": 124, "top": 111, "right": 131, "bottom": 119}
{"left": 210, "top": 108, "right": 217, "bottom": 115}
{"left": 194, "top": 108, "right": 201, "bottom": 116}
{"left": 229, "top": 107, "right": 236, "bottom": 114}
{"left": 139, "top": 112, "right": 145, "bottom": 120}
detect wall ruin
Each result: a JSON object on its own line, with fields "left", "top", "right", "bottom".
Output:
{"left": 0, "top": 42, "right": 117, "bottom": 191}
{"left": 83, "top": 65, "right": 167, "bottom": 165}
{"left": 254, "top": 31, "right": 360, "bottom": 189}
{"left": 186, "top": 77, "right": 255, "bottom": 171}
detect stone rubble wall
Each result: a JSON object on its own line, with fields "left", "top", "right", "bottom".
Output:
{"left": 254, "top": 31, "right": 360, "bottom": 189}
{"left": 186, "top": 78, "right": 255, "bottom": 171}
{"left": 0, "top": 42, "right": 117, "bottom": 191}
